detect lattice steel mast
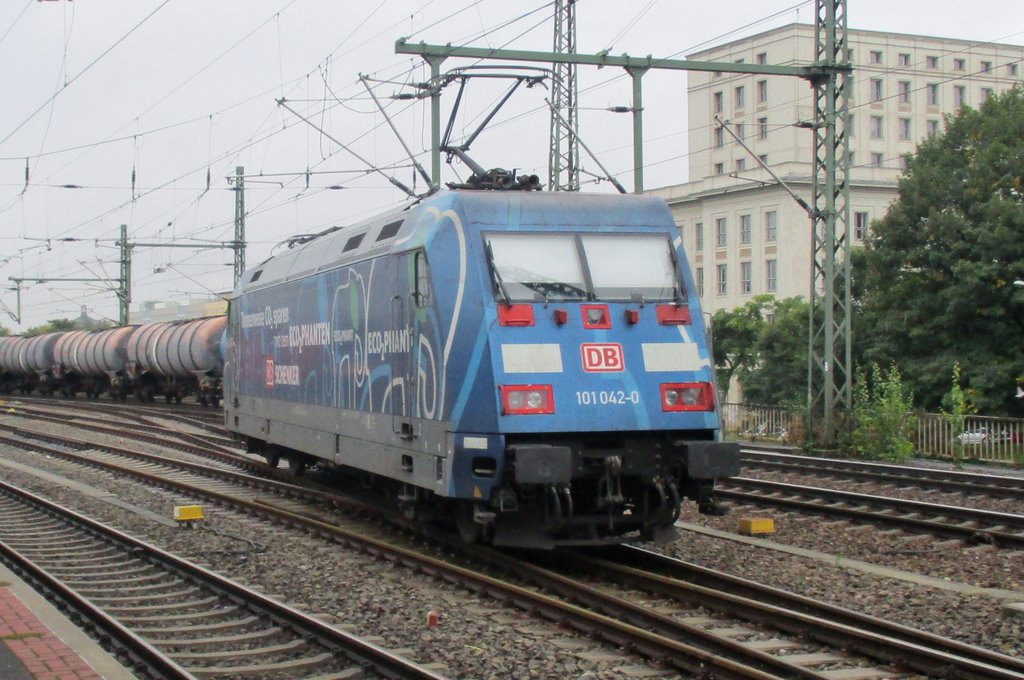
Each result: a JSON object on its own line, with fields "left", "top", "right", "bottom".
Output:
{"left": 548, "top": 0, "right": 579, "bottom": 191}
{"left": 807, "top": 0, "right": 852, "bottom": 445}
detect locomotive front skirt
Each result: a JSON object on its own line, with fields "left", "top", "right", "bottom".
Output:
{"left": 225, "top": 190, "right": 740, "bottom": 548}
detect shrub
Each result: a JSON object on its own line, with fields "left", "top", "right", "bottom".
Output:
{"left": 851, "top": 364, "right": 915, "bottom": 461}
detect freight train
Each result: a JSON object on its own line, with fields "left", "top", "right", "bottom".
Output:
{"left": 225, "top": 188, "right": 740, "bottom": 548}
{"left": 0, "top": 316, "right": 226, "bottom": 405}
{"left": 0, "top": 187, "right": 740, "bottom": 548}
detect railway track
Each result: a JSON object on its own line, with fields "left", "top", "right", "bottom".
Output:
{"left": 741, "top": 449, "right": 1024, "bottom": 500}
{"left": 715, "top": 476, "right": 1024, "bottom": 549}
{"left": 3, "top": 414, "right": 1021, "bottom": 678}
{"left": 4, "top": 394, "right": 225, "bottom": 434}
{"left": 0, "top": 479, "right": 444, "bottom": 680}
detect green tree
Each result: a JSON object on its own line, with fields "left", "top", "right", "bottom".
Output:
{"left": 710, "top": 294, "right": 774, "bottom": 392}
{"left": 24, "top": 318, "right": 80, "bottom": 335}
{"left": 855, "top": 87, "right": 1024, "bottom": 415}
{"left": 710, "top": 295, "right": 809, "bottom": 406}
{"left": 739, "top": 296, "right": 809, "bottom": 407}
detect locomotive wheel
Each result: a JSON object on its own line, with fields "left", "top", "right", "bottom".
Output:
{"left": 288, "top": 456, "right": 307, "bottom": 476}
{"left": 264, "top": 449, "right": 281, "bottom": 468}
{"left": 454, "top": 502, "right": 484, "bottom": 543}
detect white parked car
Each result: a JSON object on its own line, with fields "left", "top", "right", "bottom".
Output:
{"left": 956, "top": 428, "right": 988, "bottom": 445}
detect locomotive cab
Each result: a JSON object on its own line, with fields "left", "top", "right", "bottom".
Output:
{"left": 451, "top": 208, "right": 740, "bottom": 547}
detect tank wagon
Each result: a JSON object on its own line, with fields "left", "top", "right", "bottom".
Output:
{"left": 126, "top": 316, "right": 227, "bottom": 405}
{"left": 0, "top": 318, "right": 225, "bottom": 405}
{"left": 20, "top": 333, "right": 63, "bottom": 395}
{"left": 53, "top": 327, "right": 136, "bottom": 399}
{"left": 225, "top": 190, "right": 740, "bottom": 548}
{"left": 0, "top": 336, "right": 31, "bottom": 394}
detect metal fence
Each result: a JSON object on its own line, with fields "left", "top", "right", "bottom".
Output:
{"left": 720, "top": 403, "right": 803, "bottom": 444}
{"left": 722, "top": 403, "right": 1023, "bottom": 466}
{"left": 915, "top": 412, "right": 1023, "bottom": 465}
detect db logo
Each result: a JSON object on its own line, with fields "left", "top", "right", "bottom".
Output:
{"left": 581, "top": 343, "right": 624, "bottom": 372}
{"left": 265, "top": 358, "right": 275, "bottom": 388}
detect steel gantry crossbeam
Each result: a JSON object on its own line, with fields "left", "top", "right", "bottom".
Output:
{"left": 396, "top": 37, "right": 844, "bottom": 194}
{"left": 396, "top": 0, "right": 852, "bottom": 444}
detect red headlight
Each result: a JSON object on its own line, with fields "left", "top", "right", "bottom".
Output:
{"left": 500, "top": 385, "right": 554, "bottom": 415}
{"left": 661, "top": 382, "right": 714, "bottom": 411}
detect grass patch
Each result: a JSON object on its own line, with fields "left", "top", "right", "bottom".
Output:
{"left": 2, "top": 632, "right": 44, "bottom": 641}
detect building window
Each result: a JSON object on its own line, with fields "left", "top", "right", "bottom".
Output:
{"left": 713, "top": 91, "right": 723, "bottom": 114}
{"left": 869, "top": 50, "right": 882, "bottom": 64}
{"left": 848, "top": 151, "right": 855, "bottom": 167}
{"left": 1009, "top": 63, "right": 1019, "bottom": 77}
{"left": 898, "top": 53, "right": 910, "bottom": 67}
{"left": 756, "top": 52, "right": 767, "bottom": 65}
{"left": 765, "top": 210, "right": 777, "bottom": 241}
{"left": 870, "top": 78, "right": 883, "bottom": 102}
{"left": 898, "top": 80, "right": 911, "bottom": 104}
{"left": 715, "top": 217, "right": 727, "bottom": 248}
{"left": 757, "top": 80, "right": 767, "bottom": 104}
{"left": 741, "top": 261, "right": 752, "bottom": 294}
{"left": 695, "top": 222, "right": 704, "bottom": 251}
{"left": 766, "top": 259, "right": 777, "bottom": 292}
{"left": 758, "top": 154, "right": 768, "bottom": 165}
{"left": 848, "top": 113, "right": 854, "bottom": 137}
{"left": 981, "top": 60, "right": 992, "bottom": 73}
{"left": 845, "top": 48, "right": 854, "bottom": 62}
{"left": 900, "top": 156, "right": 910, "bottom": 172}
{"left": 714, "top": 126, "right": 724, "bottom": 148}
{"left": 734, "top": 122, "right": 744, "bottom": 140}
{"left": 717, "top": 264, "right": 728, "bottom": 295}
{"left": 854, "top": 211, "right": 869, "bottom": 240}
{"left": 713, "top": 71, "right": 722, "bottom": 79}
{"left": 927, "top": 83, "right": 939, "bottom": 106}
{"left": 954, "top": 85, "right": 966, "bottom": 108}
{"left": 870, "top": 115, "right": 883, "bottom": 139}
{"left": 926, "top": 55, "right": 939, "bottom": 69}
{"left": 735, "top": 86, "right": 745, "bottom": 109}
{"left": 696, "top": 267, "right": 704, "bottom": 297}
{"left": 870, "top": 152, "right": 884, "bottom": 168}
{"left": 735, "top": 158, "right": 746, "bottom": 172}
{"left": 758, "top": 117, "right": 768, "bottom": 140}
{"left": 954, "top": 58, "right": 965, "bottom": 71}
{"left": 898, "top": 118, "right": 911, "bottom": 141}
{"left": 714, "top": 162, "right": 725, "bottom": 176}
{"left": 981, "top": 87, "right": 994, "bottom": 103}
{"left": 740, "top": 214, "right": 751, "bottom": 244}
{"left": 927, "top": 119, "right": 940, "bottom": 137}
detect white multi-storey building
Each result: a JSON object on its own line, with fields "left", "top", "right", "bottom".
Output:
{"left": 649, "top": 23, "right": 1024, "bottom": 314}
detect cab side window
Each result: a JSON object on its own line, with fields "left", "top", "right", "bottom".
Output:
{"left": 414, "top": 251, "right": 431, "bottom": 308}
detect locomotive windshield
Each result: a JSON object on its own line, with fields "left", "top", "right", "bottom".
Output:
{"left": 485, "top": 232, "right": 681, "bottom": 302}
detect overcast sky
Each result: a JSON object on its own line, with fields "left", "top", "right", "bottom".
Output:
{"left": 0, "top": 0, "right": 1021, "bottom": 331}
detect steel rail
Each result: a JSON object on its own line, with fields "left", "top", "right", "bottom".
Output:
{"left": 717, "top": 477, "right": 1024, "bottom": 548}
{"left": 594, "top": 545, "right": 1024, "bottom": 680}
{"left": 740, "top": 449, "right": 1024, "bottom": 499}
{"left": 0, "top": 480, "right": 443, "bottom": 680}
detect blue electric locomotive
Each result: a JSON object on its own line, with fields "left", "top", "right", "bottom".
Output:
{"left": 224, "top": 189, "right": 739, "bottom": 548}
